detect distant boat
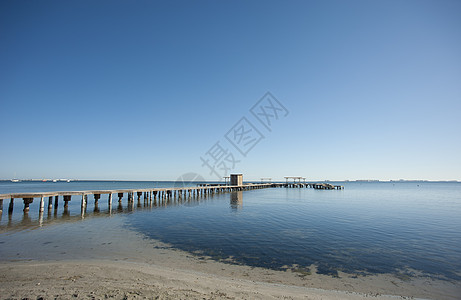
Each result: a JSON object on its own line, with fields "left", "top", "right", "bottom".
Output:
{"left": 11, "top": 179, "right": 20, "bottom": 183}
{"left": 67, "top": 179, "right": 71, "bottom": 182}
{"left": 53, "top": 179, "right": 57, "bottom": 182}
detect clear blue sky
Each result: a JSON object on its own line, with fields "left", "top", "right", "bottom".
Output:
{"left": 1, "top": 0, "right": 460, "bottom": 181}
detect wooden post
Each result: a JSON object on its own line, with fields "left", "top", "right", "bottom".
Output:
{"left": 23, "top": 198, "right": 33, "bottom": 212}
{"left": 108, "top": 193, "right": 112, "bottom": 208}
{"left": 48, "top": 196, "right": 53, "bottom": 209}
{"left": 0, "top": 199, "right": 3, "bottom": 213}
{"left": 8, "top": 198, "right": 14, "bottom": 214}
{"left": 94, "top": 194, "right": 100, "bottom": 205}
{"left": 63, "top": 195, "right": 71, "bottom": 208}
{"left": 54, "top": 196, "right": 59, "bottom": 209}
{"left": 39, "top": 197, "right": 45, "bottom": 212}
{"left": 118, "top": 193, "right": 123, "bottom": 202}
{"left": 80, "top": 194, "right": 86, "bottom": 218}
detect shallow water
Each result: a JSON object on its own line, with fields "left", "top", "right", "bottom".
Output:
{"left": 1, "top": 181, "right": 460, "bottom": 281}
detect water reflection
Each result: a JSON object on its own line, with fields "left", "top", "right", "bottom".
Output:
{"left": 96, "top": 202, "right": 103, "bottom": 213}
{"left": 230, "top": 191, "right": 243, "bottom": 210}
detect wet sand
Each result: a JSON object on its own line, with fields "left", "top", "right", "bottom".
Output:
{"left": 1, "top": 226, "right": 459, "bottom": 300}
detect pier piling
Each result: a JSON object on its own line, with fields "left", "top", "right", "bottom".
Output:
{"left": 63, "top": 195, "right": 71, "bottom": 208}
{"left": 39, "top": 197, "right": 45, "bottom": 212}
{"left": 94, "top": 194, "right": 100, "bottom": 208}
{"left": 23, "top": 198, "right": 33, "bottom": 212}
{"left": 81, "top": 194, "right": 86, "bottom": 208}
{"left": 8, "top": 198, "right": 14, "bottom": 214}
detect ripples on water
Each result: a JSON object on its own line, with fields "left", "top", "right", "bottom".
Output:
{"left": 1, "top": 181, "right": 460, "bottom": 280}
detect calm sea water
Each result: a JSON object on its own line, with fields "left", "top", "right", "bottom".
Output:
{"left": 1, "top": 181, "right": 460, "bottom": 281}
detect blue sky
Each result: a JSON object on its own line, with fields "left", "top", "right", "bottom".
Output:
{"left": 1, "top": 0, "right": 460, "bottom": 181}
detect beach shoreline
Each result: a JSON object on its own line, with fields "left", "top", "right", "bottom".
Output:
{"left": 0, "top": 259, "right": 452, "bottom": 300}
{"left": 1, "top": 232, "right": 459, "bottom": 300}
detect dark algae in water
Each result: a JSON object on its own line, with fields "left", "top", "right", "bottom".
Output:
{"left": 126, "top": 182, "right": 461, "bottom": 281}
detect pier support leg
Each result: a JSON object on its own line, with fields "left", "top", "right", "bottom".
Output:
{"left": 108, "top": 194, "right": 112, "bottom": 210}
{"left": 54, "top": 196, "right": 59, "bottom": 209}
{"left": 81, "top": 195, "right": 86, "bottom": 218}
{"left": 48, "top": 196, "right": 53, "bottom": 209}
{"left": 94, "top": 194, "right": 100, "bottom": 208}
{"left": 39, "top": 197, "right": 45, "bottom": 212}
{"left": 63, "top": 196, "right": 71, "bottom": 213}
{"left": 118, "top": 193, "right": 123, "bottom": 202}
{"left": 23, "top": 198, "right": 33, "bottom": 213}
{"left": 9, "top": 198, "right": 14, "bottom": 214}
{"left": 0, "top": 199, "right": 3, "bottom": 213}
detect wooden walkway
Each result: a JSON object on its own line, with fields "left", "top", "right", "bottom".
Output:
{"left": 277, "top": 183, "right": 344, "bottom": 190}
{"left": 0, "top": 182, "right": 343, "bottom": 215}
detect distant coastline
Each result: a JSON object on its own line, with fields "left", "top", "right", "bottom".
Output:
{"left": 0, "top": 179, "right": 459, "bottom": 183}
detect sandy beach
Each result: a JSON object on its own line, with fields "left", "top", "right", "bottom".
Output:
{"left": 0, "top": 260, "right": 429, "bottom": 300}
{"left": 1, "top": 226, "right": 459, "bottom": 300}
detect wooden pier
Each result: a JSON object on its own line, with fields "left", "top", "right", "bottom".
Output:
{"left": 277, "top": 183, "right": 344, "bottom": 190}
{"left": 0, "top": 182, "right": 343, "bottom": 215}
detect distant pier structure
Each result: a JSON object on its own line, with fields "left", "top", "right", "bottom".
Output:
{"left": 282, "top": 176, "right": 343, "bottom": 190}
{"left": 0, "top": 174, "right": 343, "bottom": 215}
{"left": 285, "top": 176, "right": 306, "bottom": 184}
{"left": 230, "top": 174, "right": 243, "bottom": 186}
